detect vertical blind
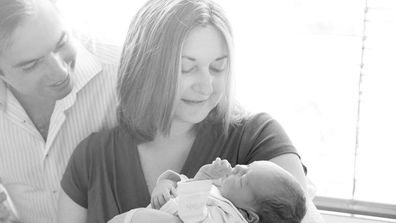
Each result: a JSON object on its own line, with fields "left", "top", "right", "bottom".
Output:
{"left": 355, "top": 0, "right": 396, "bottom": 205}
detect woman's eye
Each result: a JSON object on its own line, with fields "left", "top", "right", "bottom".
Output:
{"left": 210, "top": 59, "right": 227, "bottom": 74}
{"left": 210, "top": 67, "right": 225, "bottom": 73}
{"left": 182, "top": 67, "right": 194, "bottom": 74}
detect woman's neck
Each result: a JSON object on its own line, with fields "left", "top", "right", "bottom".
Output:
{"left": 145, "top": 120, "right": 195, "bottom": 148}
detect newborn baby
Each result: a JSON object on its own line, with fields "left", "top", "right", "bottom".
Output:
{"left": 151, "top": 158, "right": 307, "bottom": 223}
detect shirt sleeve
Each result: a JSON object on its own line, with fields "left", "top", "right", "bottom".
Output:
{"left": 60, "top": 134, "right": 94, "bottom": 208}
{"left": 239, "top": 113, "right": 301, "bottom": 164}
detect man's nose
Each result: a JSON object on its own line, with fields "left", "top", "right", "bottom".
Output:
{"left": 47, "top": 53, "right": 69, "bottom": 77}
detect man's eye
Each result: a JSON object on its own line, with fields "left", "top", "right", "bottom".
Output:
{"left": 22, "top": 62, "right": 38, "bottom": 72}
{"left": 56, "top": 34, "right": 69, "bottom": 51}
{"left": 56, "top": 40, "right": 67, "bottom": 51}
{"left": 56, "top": 42, "right": 65, "bottom": 50}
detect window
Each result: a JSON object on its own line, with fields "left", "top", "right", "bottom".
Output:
{"left": 57, "top": 0, "right": 396, "bottom": 218}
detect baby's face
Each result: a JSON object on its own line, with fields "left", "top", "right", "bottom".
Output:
{"left": 219, "top": 161, "right": 285, "bottom": 212}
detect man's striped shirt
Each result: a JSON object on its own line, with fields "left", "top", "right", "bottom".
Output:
{"left": 0, "top": 41, "right": 120, "bottom": 223}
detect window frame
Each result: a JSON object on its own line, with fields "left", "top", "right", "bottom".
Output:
{"left": 314, "top": 196, "right": 396, "bottom": 219}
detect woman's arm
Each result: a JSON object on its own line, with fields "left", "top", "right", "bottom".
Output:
{"left": 56, "top": 189, "right": 87, "bottom": 223}
{"left": 269, "top": 153, "right": 307, "bottom": 191}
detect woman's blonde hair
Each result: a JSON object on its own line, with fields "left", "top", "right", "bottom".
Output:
{"left": 117, "top": 0, "right": 236, "bottom": 143}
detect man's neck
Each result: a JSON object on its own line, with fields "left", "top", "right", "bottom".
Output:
{"left": 11, "top": 88, "right": 56, "bottom": 140}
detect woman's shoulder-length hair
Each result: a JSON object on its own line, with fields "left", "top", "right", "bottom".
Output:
{"left": 116, "top": 0, "right": 241, "bottom": 143}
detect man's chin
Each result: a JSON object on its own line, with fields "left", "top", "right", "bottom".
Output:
{"left": 55, "top": 84, "right": 73, "bottom": 101}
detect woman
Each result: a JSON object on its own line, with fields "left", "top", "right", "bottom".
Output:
{"left": 57, "top": 0, "right": 309, "bottom": 222}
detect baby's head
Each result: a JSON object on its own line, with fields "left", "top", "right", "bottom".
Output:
{"left": 219, "top": 161, "right": 307, "bottom": 223}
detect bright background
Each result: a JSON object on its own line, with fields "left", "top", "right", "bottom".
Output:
{"left": 57, "top": 0, "right": 396, "bottom": 210}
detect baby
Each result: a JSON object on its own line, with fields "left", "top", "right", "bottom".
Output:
{"left": 151, "top": 158, "right": 307, "bottom": 223}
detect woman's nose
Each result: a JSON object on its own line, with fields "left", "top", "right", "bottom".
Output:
{"left": 192, "top": 68, "right": 213, "bottom": 95}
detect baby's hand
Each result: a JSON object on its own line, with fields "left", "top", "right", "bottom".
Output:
{"left": 194, "top": 158, "right": 232, "bottom": 180}
{"left": 151, "top": 179, "right": 177, "bottom": 210}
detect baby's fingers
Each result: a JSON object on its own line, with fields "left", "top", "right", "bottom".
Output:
{"left": 170, "top": 186, "right": 178, "bottom": 197}
{"left": 163, "top": 190, "right": 171, "bottom": 202}
{"left": 151, "top": 196, "right": 158, "bottom": 209}
{"left": 212, "top": 157, "right": 221, "bottom": 165}
{"left": 157, "top": 194, "right": 168, "bottom": 209}
{"left": 220, "top": 159, "right": 231, "bottom": 168}
{"left": 152, "top": 194, "right": 164, "bottom": 209}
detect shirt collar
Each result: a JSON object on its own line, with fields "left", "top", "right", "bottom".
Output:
{"left": 0, "top": 42, "right": 103, "bottom": 112}
{"left": 72, "top": 42, "right": 103, "bottom": 93}
{"left": 0, "top": 81, "right": 6, "bottom": 111}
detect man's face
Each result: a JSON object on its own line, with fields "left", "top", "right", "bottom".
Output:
{"left": 0, "top": 0, "right": 77, "bottom": 102}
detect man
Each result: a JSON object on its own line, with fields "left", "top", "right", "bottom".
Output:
{"left": 0, "top": 0, "right": 119, "bottom": 222}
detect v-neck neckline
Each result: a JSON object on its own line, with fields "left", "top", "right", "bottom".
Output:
{"left": 132, "top": 128, "right": 204, "bottom": 201}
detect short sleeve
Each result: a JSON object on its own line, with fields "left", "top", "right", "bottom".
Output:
{"left": 61, "top": 135, "right": 93, "bottom": 208}
{"left": 239, "top": 113, "right": 300, "bottom": 163}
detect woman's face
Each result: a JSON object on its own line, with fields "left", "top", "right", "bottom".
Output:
{"left": 173, "top": 25, "right": 228, "bottom": 125}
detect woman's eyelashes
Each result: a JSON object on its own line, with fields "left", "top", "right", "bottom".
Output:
{"left": 210, "top": 57, "right": 227, "bottom": 73}
{"left": 181, "top": 66, "right": 224, "bottom": 74}
{"left": 181, "top": 66, "right": 195, "bottom": 74}
{"left": 181, "top": 63, "right": 227, "bottom": 75}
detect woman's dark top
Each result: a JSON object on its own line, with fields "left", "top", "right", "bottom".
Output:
{"left": 61, "top": 113, "right": 303, "bottom": 223}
